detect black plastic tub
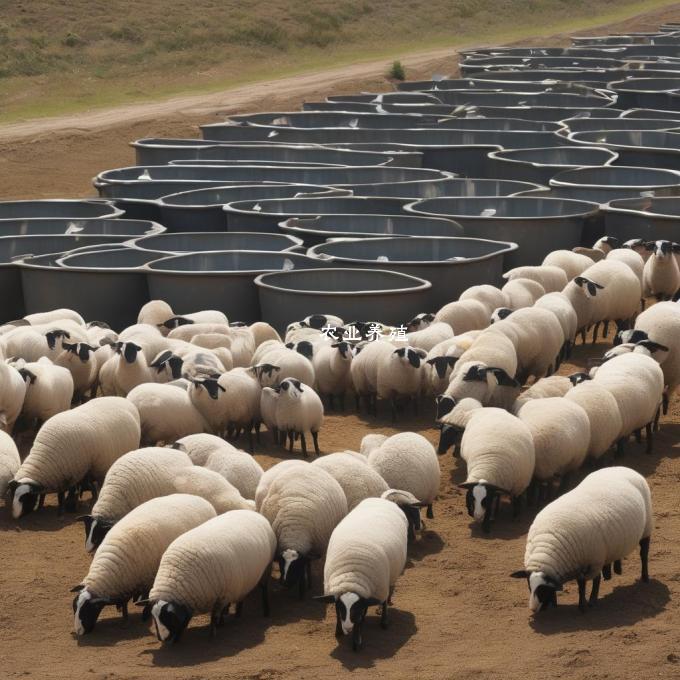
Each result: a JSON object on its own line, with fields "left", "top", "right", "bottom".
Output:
{"left": 278, "top": 214, "right": 464, "bottom": 247}
{"left": 326, "top": 92, "right": 443, "bottom": 104}
{"left": 0, "top": 200, "right": 123, "bottom": 221}
{"left": 305, "top": 236, "right": 517, "bottom": 309}
{"left": 549, "top": 165, "right": 680, "bottom": 203}
{"left": 450, "top": 106, "right": 624, "bottom": 122}
{"left": 415, "top": 90, "right": 615, "bottom": 108}
{"left": 559, "top": 117, "right": 680, "bottom": 136}
{"left": 229, "top": 110, "right": 448, "bottom": 128}
{"left": 255, "top": 268, "right": 431, "bottom": 332}
{"left": 224, "top": 196, "right": 410, "bottom": 232}
{"left": 145, "top": 251, "right": 328, "bottom": 323}
{"left": 405, "top": 196, "right": 599, "bottom": 267}
{"left": 486, "top": 146, "right": 618, "bottom": 185}
{"left": 20, "top": 247, "right": 168, "bottom": 330}
{"left": 0, "top": 218, "right": 165, "bottom": 238}
{"left": 0, "top": 235, "right": 130, "bottom": 322}
{"left": 130, "top": 231, "right": 303, "bottom": 254}
{"left": 603, "top": 196, "right": 680, "bottom": 241}
{"left": 608, "top": 78, "right": 680, "bottom": 110}
{"left": 157, "top": 183, "right": 348, "bottom": 232}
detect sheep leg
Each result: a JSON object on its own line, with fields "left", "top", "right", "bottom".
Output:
{"left": 288, "top": 431, "right": 294, "bottom": 452}
{"left": 335, "top": 615, "right": 343, "bottom": 638}
{"left": 387, "top": 585, "right": 394, "bottom": 606}
{"left": 355, "top": 392, "right": 362, "bottom": 412}
{"left": 579, "top": 328, "right": 587, "bottom": 344}
{"left": 558, "top": 473, "right": 571, "bottom": 495}
{"left": 65, "top": 486, "right": 78, "bottom": 513}
{"left": 210, "top": 603, "right": 221, "bottom": 637}
{"left": 339, "top": 393, "right": 346, "bottom": 412}
{"left": 614, "top": 560, "right": 622, "bottom": 575}
{"left": 298, "top": 571, "right": 306, "bottom": 600}
{"left": 300, "top": 432, "right": 308, "bottom": 458}
{"left": 38, "top": 494, "right": 46, "bottom": 510}
{"left": 634, "top": 429, "right": 642, "bottom": 444}
{"left": 370, "top": 394, "right": 378, "bottom": 416}
{"left": 602, "top": 563, "right": 612, "bottom": 580}
{"left": 577, "top": 577, "right": 588, "bottom": 612}
{"left": 482, "top": 505, "right": 493, "bottom": 534}
{"left": 306, "top": 561, "right": 313, "bottom": 592}
{"left": 118, "top": 601, "right": 129, "bottom": 620}
{"left": 390, "top": 398, "right": 397, "bottom": 423}
{"left": 602, "top": 320, "right": 610, "bottom": 338}
{"left": 493, "top": 493, "right": 501, "bottom": 520}
{"left": 615, "top": 437, "right": 626, "bottom": 458}
{"left": 352, "top": 621, "right": 363, "bottom": 652}
{"left": 255, "top": 421, "right": 261, "bottom": 444}
{"left": 235, "top": 601, "right": 243, "bottom": 618}
{"left": 248, "top": 423, "right": 255, "bottom": 454}
{"left": 380, "top": 599, "right": 389, "bottom": 629}
{"left": 312, "top": 431, "right": 320, "bottom": 456}
{"left": 426, "top": 504, "right": 434, "bottom": 520}
{"left": 645, "top": 423, "right": 653, "bottom": 454}
{"left": 639, "top": 537, "right": 650, "bottom": 582}
{"left": 589, "top": 575, "right": 601, "bottom": 607}
{"left": 641, "top": 298, "right": 646, "bottom": 312}
{"left": 328, "top": 394, "right": 335, "bottom": 411}
{"left": 412, "top": 398, "right": 419, "bottom": 416}
{"left": 662, "top": 392, "right": 669, "bottom": 416}
{"left": 654, "top": 406, "right": 661, "bottom": 432}
{"left": 57, "top": 491, "right": 65, "bottom": 516}
{"left": 512, "top": 495, "right": 521, "bottom": 519}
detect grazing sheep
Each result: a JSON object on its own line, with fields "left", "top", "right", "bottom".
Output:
{"left": 10, "top": 397, "right": 141, "bottom": 517}
{"left": 0, "top": 361, "right": 27, "bottom": 433}
{"left": 145, "top": 509, "right": 276, "bottom": 641}
{"left": 72, "top": 494, "right": 216, "bottom": 635}
{"left": 434, "top": 299, "right": 489, "bottom": 334}
{"left": 254, "top": 459, "right": 308, "bottom": 509}
{"left": 99, "top": 342, "right": 154, "bottom": 397}
{"left": 424, "top": 332, "right": 481, "bottom": 396}
{"left": 512, "top": 375, "right": 572, "bottom": 413}
{"left": 543, "top": 249, "right": 594, "bottom": 280}
{"left": 0, "top": 430, "right": 20, "bottom": 498}
{"left": 642, "top": 240, "right": 680, "bottom": 301}
{"left": 512, "top": 467, "right": 652, "bottom": 612}
{"left": 258, "top": 465, "right": 347, "bottom": 597}
{"left": 317, "top": 496, "right": 408, "bottom": 651}
{"left": 503, "top": 266, "right": 568, "bottom": 294}
{"left": 362, "top": 432, "right": 439, "bottom": 520}
{"left": 501, "top": 278, "right": 546, "bottom": 310}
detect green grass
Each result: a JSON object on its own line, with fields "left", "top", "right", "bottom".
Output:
{"left": 0, "top": 0, "right": 677, "bottom": 123}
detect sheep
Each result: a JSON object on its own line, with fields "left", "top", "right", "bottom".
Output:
{"left": 606, "top": 247, "right": 645, "bottom": 285}
{"left": 2, "top": 324, "right": 79, "bottom": 363}
{"left": 642, "top": 240, "right": 680, "bottom": 301}
{"left": 362, "top": 432, "right": 439, "bottom": 520}
{"left": 174, "top": 434, "right": 263, "bottom": 499}
{"left": 145, "top": 509, "right": 276, "bottom": 641}
{"left": 360, "top": 434, "right": 387, "bottom": 457}
{"left": 511, "top": 466, "right": 652, "bottom": 612}
{"left": 137, "top": 300, "right": 175, "bottom": 330}
{"left": 99, "top": 341, "right": 154, "bottom": 397}
{"left": 404, "top": 312, "right": 435, "bottom": 332}
{"left": 511, "top": 375, "right": 572, "bottom": 413}
{"left": 516, "top": 397, "right": 590, "bottom": 494}
{"left": 249, "top": 321, "right": 281, "bottom": 347}
{"left": 377, "top": 345, "right": 427, "bottom": 419}
{"left": 543, "top": 249, "right": 594, "bottom": 280}
{"left": 15, "top": 358, "right": 74, "bottom": 427}
{"left": 447, "top": 399, "right": 535, "bottom": 531}
{"left": 117, "top": 324, "right": 170, "bottom": 365}
{"left": 0, "top": 430, "right": 20, "bottom": 498}
{"left": 534, "top": 292, "right": 578, "bottom": 361}
{"left": 404, "top": 321, "right": 454, "bottom": 352}
{"left": 223, "top": 325, "right": 256, "bottom": 367}
{"left": 254, "top": 459, "right": 308, "bottom": 509}
{"left": 55, "top": 342, "right": 98, "bottom": 401}
{"left": 0, "top": 361, "right": 27, "bottom": 433}
{"left": 503, "top": 266, "right": 568, "bottom": 294}
{"left": 81, "top": 447, "right": 254, "bottom": 552}
{"left": 492, "top": 307, "right": 564, "bottom": 384}
{"left": 9, "top": 397, "right": 141, "bottom": 518}
{"left": 625, "top": 301, "right": 680, "bottom": 413}
{"left": 271, "top": 378, "right": 323, "bottom": 456}
{"left": 185, "top": 335, "right": 233, "bottom": 372}
{"left": 254, "top": 345, "right": 315, "bottom": 387}
{"left": 23, "top": 308, "right": 85, "bottom": 326}
{"left": 434, "top": 299, "right": 489, "bottom": 334}
{"left": 459, "top": 285, "right": 508, "bottom": 316}
{"left": 591, "top": 352, "right": 664, "bottom": 453}
{"left": 317, "top": 496, "right": 408, "bottom": 651}
{"left": 501, "top": 278, "right": 546, "bottom": 310}
{"left": 424, "top": 333, "right": 480, "bottom": 396}
{"left": 623, "top": 238, "right": 651, "bottom": 262}
{"left": 564, "top": 382, "right": 623, "bottom": 461}
{"left": 126, "top": 383, "right": 210, "bottom": 445}
{"left": 72, "top": 494, "right": 217, "bottom": 635}
{"left": 350, "top": 339, "right": 395, "bottom": 414}
{"left": 258, "top": 464, "right": 347, "bottom": 597}
{"left": 159, "top": 310, "right": 229, "bottom": 332}
{"left": 312, "top": 340, "right": 354, "bottom": 409}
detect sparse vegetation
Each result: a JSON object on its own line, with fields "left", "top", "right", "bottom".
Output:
{"left": 0, "top": 0, "right": 675, "bottom": 122}
{"left": 388, "top": 60, "right": 406, "bottom": 81}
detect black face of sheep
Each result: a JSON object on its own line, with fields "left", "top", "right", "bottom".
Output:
{"left": 279, "top": 549, "right": 314, "bottom": 598}
{"left": 427, "top": 356, "right": 457, "bottom": 380}
{"left": 574, "top": 276, "right": 604, "bottom": 299}
{"left": 405, "top": 312, "right": 435, "bottom": 332}
{"left": 77, "top": 515, "right": 114, "bottom": 553}
{"left": 8, "top": 481, "right": 43, "bottom": 519}
{"left": 435, "top": 395, "right": 456, "bottom": 420}
{"left": 393, "top": 347, "right": 424, "bottom": 369}
{"left": 45, "top": 329, "right": 70, "bottom": 350}
{"left": 149, "top": 601, "right": 192, "bottom": 643}
{"left": 437, "top": 423, "right": 463, "bottom": 456}
{"left": 161, "top": 316, "right": 194, "bottom": 330}
{"left": 315, "top": 593, "right": 382, "bottom": 651}
{"left": 600, "top": 236, "right": 619, "bottom": 248}
{"left": 288, "top": 340, "right": 314, "bottom": 360}
{"left": 490, "top": 307, "right": 513, "bottom": 324}
{"left": 71, "top": 586, "right": 107, "bottom": 635}
{"left": 149, "top": 350, "right": 184, "bottom": 379}
{"left": 459, "top": 482, "right": 504, "bottom": 533}
{"left": 510, "top": 570, "right": 561, "bottom": 612}
{"left": 229, "top": 321, "right": 247, "bottom": 327}
{"left": 613, "top": 329, "right": 648, "bottom": 347}
{"left": 399, "top": 503, "right": 423, "bottom": 540}
{"left": 304, "top": 314, "right": 330, "bottom": 330}
{"left": 568, "top": 372, "right": 592, "bottom": 386}
{"left": 332, "top": 341, "right": 351, "bottom": 359}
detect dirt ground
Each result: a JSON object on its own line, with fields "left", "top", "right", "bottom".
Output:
{"left": 2, "top": 4, "right": 680, "bottom": 679}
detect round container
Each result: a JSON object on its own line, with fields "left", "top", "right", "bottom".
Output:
{"left": 0, "top": 218, "right": 164, "bottom": 238}
{"left": 603, "top": 196, "right": 680, "bottom": 241}
{"left": 130, "top": 231, "right": 303, "bottom": 254}
{"left": 0, "top": 200, "right": 123, "bottom": 221}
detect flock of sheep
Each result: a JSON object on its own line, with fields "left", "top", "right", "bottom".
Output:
{"left": 0, "top": 232, "right": 678, "bottom": 649}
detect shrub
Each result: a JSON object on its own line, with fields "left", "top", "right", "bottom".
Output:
{"left": 388, "top": 60, "right": 405, "bottom": 81}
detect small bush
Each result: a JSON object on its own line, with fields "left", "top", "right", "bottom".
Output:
{"left": 62, "top": 32, "right": 86, "bottom": 48}
{"left": 388, "top": 60, "right": 405, "bottom": 81}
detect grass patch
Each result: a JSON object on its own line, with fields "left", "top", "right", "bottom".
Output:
{"left": 388, "top": 60, "right": 406, "bottom": 81}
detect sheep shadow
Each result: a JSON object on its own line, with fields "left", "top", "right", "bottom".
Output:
{"left": 329, "top": 608, "right": 417, "bottom": 669}
{"left": 408, "top": 529, "right": 445, "bottom": 563}
{"left": 75, "top": 612, "right": 153, "bottom": 646}
{"left": 529, "top": 579, "right": 669, "bottom": 635}
{"left": 0, "top": 503, "right": 79, "bottom": 533}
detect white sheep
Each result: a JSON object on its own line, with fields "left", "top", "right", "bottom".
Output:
{"left": 312, "top": 340, "right": 354, "bottom": 409}
{"left": 0, "top": 361, "right": 27, "bottom": 433}
{"left": 23, "top": 308, "right": 85, "bottom": 326}
{"left": 271, "top": 378, "right": 324, "bottom": 456}
{"left": 511, "top": 375, "right": 572, "bottom": 412}
{"left": 642, "top": 240, "right": 680, "bottom": 301}
{"left": 10, "top": 397, "right": 141, "bottom": 517}
{"left": 362, "top": 432, "right": 439, "bottom": 520}
{"left": 606, "top": 247, "right": 645, "bottom": 285}
{"left": 137, "top": 299, "right": 175, "bottom": 331}
{"left": 424, "top": 333, "right": 480, "bottom": 396}
{"left": 512, "top": 466, "right": 652, "bottom": 612}
{"left": 534, "top": 292, "right": 578, "bottom": 361}
{"left": 55, "top": 341, "right": 99, "bottom": 401}
{"left": 459, "top": 285, "right": 508, "bottom": 316}
{"left": 72, "top": 493, "right": 216, "bottom": 635}
{"left": 543, "top": 249, "right": 594, "bottom": 280}
{"left": 0, "top": 430, "right": 20, "bottom": 499}
{"left": 350, "top": 340, "right": 395, "bottom": 414}
{"left": 317, "top": 496, "right": 408, "bottom": 651}
{"left": 127, "top": 382, "right": 210, "bottom": 445}
{"left": 258, "top": 464, "right": 347, "bottom": 597}
{"left": 146, "top": 509, "right": 276, "bottom": 641}
{"left": 434, "top": 299, "right": 489, "bottom": 334}
{"left": 15, "top": 358, "right": 74, "bottom": 426}
{"left": 2, "top": 324, "right": 79, "bottom": 363}
{"left": 564, "top": 382, "right": 623, "bottom": 461}
{"left": 404, "top": 321, "right": 454, "bottom": 352}
{"left": 254, "top": 344, "right": 315, "bottom": 387}
{"left": 249, "top": 321, "right": 282, "bottom": 347}
{"left": 503, "top": 266, "right": 568, "bottom": 294}
{"left": 501, "top": 278, "right": 546, "bottom": 310}
{"left": 254, "top": 459, "right": 308, "bottom": 509}
{"left": 623, "top": 238, "right": 651, "bottom": 262}
{"left": 377, "top": 345, "right": 427, "bottom": 419}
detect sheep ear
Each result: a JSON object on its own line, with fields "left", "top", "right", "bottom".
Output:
{"left": 672, "top": 243, "right": 680, "bottom": 253}
{"left": 638, "top": 340, "right": 669, "bottom": 354}
{"left": 313, "top": 595, "right": 336, "bottom": 603}
{"left": 70, "top": 584, "right": 85, "bottom": 593}
{"left": 285, "top": 342, "right": 295, "bottom": 349}
{"left": 393, "top": 347, "right": 406, "bottom": 357}
{"left": 149, "top": 350, "right": 173, "bottom": 369}
{"left": 365, "top": 597, "right": 382, "bottom": 606}
{"left": 458, "top": 482, "right": 477, "bottom": 490}
{"left": 134, "top": 599, "right": 151, "bottom": 607}
{"left": 7, "top": 480, "right": 19, "bottom": 494}
{"left": 19, "top": 368, "right": 37, "bottom": 384}
{"left": 293, "top": 379, "right": 303, "bottom": 392}
{"left": 462, "top": 365, "right": 486, "bottom": 383}
{"left": 510, "top": 570, "right": 529, "bottom": 579}
{"left": 644, "top": 241, "right": 655, "bottom": 251}
{"left": 488, "top": 367, "right": 520, "bottom": 388}
{"left": 62, "top": 341, "right": 77, "bottom": 352}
